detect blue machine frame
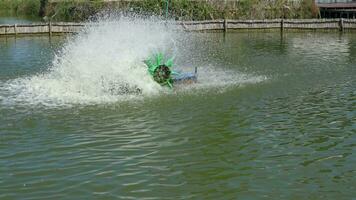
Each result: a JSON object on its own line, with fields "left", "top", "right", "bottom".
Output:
{"left": 172, "top": 67, "right": 198, "bottom": 84}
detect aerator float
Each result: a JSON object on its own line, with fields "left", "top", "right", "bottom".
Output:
{"left": 144, "top": 53, "right": 197, "bottom": 88}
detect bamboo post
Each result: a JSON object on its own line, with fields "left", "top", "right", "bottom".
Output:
{"left": 339, "top": 18, "right": 344, "bottom": 32}
{"left": 224, "top": 18, "right": 227, "bottom": 32}
{"left": 280, "top": 19, "right": 284, "bottom": 33}
{"left": 48, "top": 21, "right": 52, "bottom": 36}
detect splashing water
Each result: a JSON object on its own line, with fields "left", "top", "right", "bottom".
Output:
{"left": 2, "top": 16, "right": 174, "bottom": 106}
{"left": 0, "top": 15, "right": 266, "bottom": 107}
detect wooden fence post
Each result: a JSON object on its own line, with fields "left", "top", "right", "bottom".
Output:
{"left": 339, "top": 18, "right": 344, "bottom": 32}
{"left": 281, "top": 19, "right": 284, "bottom": 33}
{"left": 14, "top": 24, "right": 17, "bottom": 36}
{"left": 224, "top": 18, "right": 228, "bottom": 32}
{"left": 48, "top": 21, "right": 52, "bottom": 36}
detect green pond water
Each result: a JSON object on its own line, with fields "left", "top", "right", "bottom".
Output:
{"left": 0, "top": 16, "right": 41, "bottom": 25}
{"left": 0, "top": 31, "right": 355, "bottom": 199}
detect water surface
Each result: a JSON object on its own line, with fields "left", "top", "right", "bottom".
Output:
{"left": 0, "top": 29, "right": 355, "bottom": 199}
{"left": 0, "top": 16, "right": 41, "bottom": 25}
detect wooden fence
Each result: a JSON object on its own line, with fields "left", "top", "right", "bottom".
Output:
{"left": 0, "top": 22, "right": 85, "bottom": 36}
{"left": 178, "top": 19, "right": 356, "bottom": 31}
{"left": 1, "top": 19, "right": 356, "bottom": 35}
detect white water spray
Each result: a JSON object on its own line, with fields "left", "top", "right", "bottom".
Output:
{"left": 1, "top": 15, "right": 266, "bottom": 107}
{"left": 3, "top": 16, "right": 178, "bottom": 105}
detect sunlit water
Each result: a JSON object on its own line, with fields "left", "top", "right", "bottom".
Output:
{"left": 0, "top": 17, "right": 355, "bottom": 199}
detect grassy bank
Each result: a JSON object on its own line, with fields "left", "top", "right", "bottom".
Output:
{"left": 43, "top": 0, "right": 223, "bottom": 21}
{"left": 230, "top": 0, "right": 319, "bottom": 19}
{"left": 0, "top": 0, "right": 40, "bottom": 17}
{"left": 0, "top": 0, "right": 318, "bottom": 22}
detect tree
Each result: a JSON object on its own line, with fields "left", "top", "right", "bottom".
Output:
{"left": 39, "top": 0, "right": 48, "bottom": 17}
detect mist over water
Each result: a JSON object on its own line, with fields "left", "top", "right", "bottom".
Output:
{"left": 0, "top": 15, "right": 265, "bottom": 107}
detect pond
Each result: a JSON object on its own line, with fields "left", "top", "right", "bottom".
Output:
{"left": 0, "top": 19, "right": 355, "bottom": 199}
{"left": 0, "top": 16, "right": 42, "bottom": 25}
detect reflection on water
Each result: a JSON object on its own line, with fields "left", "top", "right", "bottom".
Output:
{"left": 0, "top": 16, "right": 41, "bottom": 25}
{"left": 0, "top": 30, "right": 355, "bottom": 199}
{"left": 0, "top": 36, "right": 64, "bottom": 80}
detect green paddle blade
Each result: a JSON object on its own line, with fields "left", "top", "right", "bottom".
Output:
{"left": 144, "top": 53, "right": 174, "bottom": 88}
{"left": 165, "top": 57, "right": 174, "bottom": 68}
{"left": 155, "top": 53, "right": 163, "bottom": 66}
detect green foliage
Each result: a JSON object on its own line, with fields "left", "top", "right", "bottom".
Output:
{"left": 235, "top": 0, "right": 316, "bottom": 19}
{"left": 0, "top": 0, "right": 317, "bottom": 21}
{"left": 298, "top": 0, "right": 315, "bottom": 18}
{"left": 165, "top": 0, "right": 220, "bottom": 20}
{"left": 44, "top": 0, "right": 105, "bottom": 21}
{"left": 126, "top": 0, "right": 222, "bottom": 20}
{"left": 0, "top": 0, "right": 40, "bottom": 16}
{"left": 39, "top": 0, "right": 49, "bottom": 17}
{"left": 48, "top": 0, "right": 218, "bottom": 21}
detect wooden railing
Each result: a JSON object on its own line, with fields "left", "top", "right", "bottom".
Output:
{"left": 1, "top": 19, "right": 356, "bottom": 35}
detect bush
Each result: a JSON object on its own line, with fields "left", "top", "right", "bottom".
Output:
{"left": 0, "top": 0, "right": 317, "bottom": 21}
{"left": 0, "top": 0, "right": 40, "bottom": 16}
{"left": 44, "top": 0, "right": 105, "bottom": 21}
